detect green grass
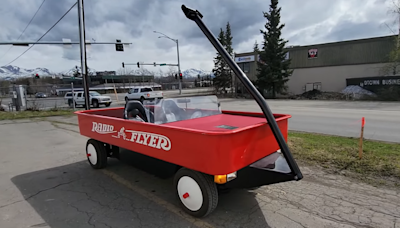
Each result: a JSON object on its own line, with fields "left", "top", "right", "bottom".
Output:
{"left": 0, "top": 109, "right": 76, "bottom": 120}
{"left": 288, "top": 131, "right": 400, "bottom": 180}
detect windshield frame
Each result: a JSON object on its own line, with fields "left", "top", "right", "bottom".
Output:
{"left": 143, "top": 95, "right": 221, "bottom": 125}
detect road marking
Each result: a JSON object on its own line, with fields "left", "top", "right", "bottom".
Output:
{"left": 101, "top": 170, "right": 216, "bottom": 228}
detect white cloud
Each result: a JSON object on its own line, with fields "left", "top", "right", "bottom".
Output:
{"left": 0, "top": 0, "right": 396, "bottom": 74}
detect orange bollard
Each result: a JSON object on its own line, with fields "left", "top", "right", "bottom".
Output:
{"left": 359, "top": 117, "right": 365, "bottom": 159}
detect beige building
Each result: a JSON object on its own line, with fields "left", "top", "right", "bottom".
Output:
{"left": 234, "top": 35, "right": 397, "bottom": 96}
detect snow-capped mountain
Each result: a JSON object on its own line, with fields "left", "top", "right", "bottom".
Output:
{"left": 0, "top": 65, "right": 53, "bottom": 79}
{"left": 61, "top": 66, "right": 97, "bottom": 76}
{"left": 182, "top": 68, "right": 214, "bottom": 78}
{"left": 0, "top": 65, "right": 214, "bottom": 79}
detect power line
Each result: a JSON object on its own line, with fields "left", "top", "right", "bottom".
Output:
{"left": 2, "top": 2, "right": 78, "bottom": 67}
{"left": 0, "top": 0, "right": 46, "bottom": 61}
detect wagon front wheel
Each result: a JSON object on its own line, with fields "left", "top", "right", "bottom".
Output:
{"left": 173, "top": 168, "right": 218, "bottom": 218}
{"left": 86, "top": 139, "right": 108, "bottom": 169}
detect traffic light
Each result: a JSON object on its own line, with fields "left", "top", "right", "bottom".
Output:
{"left": 34, "top": 73, "right": 40, "bottom": 79}
{"left": 175, "top": 74, "right": 178, "bottom": 80}
{"left": 179, "top": 73, "right": 183, "bottom": 80}
{"left": 115, "top": 39, "right": 124, "bottom": 52}
{"left": 137, "top": 62, "right": 140, "bottom": 68}
{"left": 122, "top": 62, "right": 125, "bottom": 68}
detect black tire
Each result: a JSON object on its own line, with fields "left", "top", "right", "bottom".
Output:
{"left": 86, "top": 139, "right": 108, "bottom": 169}
{"left": 92, "top": 99, "right": 99, "bottom": 108}
{"left": 173, "top": 168, "right": 218, "bottom": 218}
{"left": 140, "top": 96, "right": 145, "bottom": 104}
{"left": 68, "top": 99, "right": 73, "bottom": 107}
{"left": 105, "top": 103, "right": 111, "bottom": 107}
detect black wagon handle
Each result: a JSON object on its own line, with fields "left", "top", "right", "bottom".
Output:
{"left": 181, "top": 5, "right": 303, "bottom": 180}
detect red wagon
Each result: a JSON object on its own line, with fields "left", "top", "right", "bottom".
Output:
{"left": 75, "top": 5, "right": 303, "bottom": 218}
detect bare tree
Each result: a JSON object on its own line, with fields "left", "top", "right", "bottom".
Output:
{"left": 380, "top": 0, "right": 400, "bottom": 75}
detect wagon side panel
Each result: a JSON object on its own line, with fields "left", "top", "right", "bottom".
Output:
{"left": 76, "top": 113, "right": 228, "bottom": 174}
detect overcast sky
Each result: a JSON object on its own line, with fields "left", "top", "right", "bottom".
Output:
{"left": 0, "top": 0, "right": 397, "bottom": 73}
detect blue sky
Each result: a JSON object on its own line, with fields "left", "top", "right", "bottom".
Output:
{"left": 0, "top": 0, "right": 397, "bottom": 73}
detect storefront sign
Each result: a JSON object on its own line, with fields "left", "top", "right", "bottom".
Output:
{"left": 235, "top": 55, "right": 255, "bottom": 63}
{"left": 346, "top": 76, "right": 400, "bottom": 93}
{"left": 308, "top": 49, "right": 318, "bottom": 59}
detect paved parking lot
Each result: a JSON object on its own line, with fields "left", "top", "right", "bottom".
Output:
{"left": 0, "top": 116, "right": 399, "bottom": 228}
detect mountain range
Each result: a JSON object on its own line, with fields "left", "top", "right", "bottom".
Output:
{"left": 0, "top": 65, "right": 214, "bottom": 80}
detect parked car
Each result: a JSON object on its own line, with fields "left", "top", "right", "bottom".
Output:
{"left": 35, "top": 92, "right": 47, "bottom": 98}
{"left": 125, "top": 86, "right": 163, "bottom": 103}
{"left": 64, "top": 91, "right": 112, "bottom": 108}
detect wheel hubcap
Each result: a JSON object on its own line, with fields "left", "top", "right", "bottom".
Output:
{"left": 87, "top": 144, "right": 98, "bottom": 165}
{"left": 177, "top": 176, "right": 203, "bottom": 211}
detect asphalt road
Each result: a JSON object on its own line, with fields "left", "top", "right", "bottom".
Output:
{"left": 217, "top": 99, "right": 400, "bottom": 143}
{"left": 0, "top": 116, "right": 399, "bottom": 228}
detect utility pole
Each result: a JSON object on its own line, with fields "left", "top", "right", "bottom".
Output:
{"left": 77, "top": 0, "right": 90, "bottom": 110}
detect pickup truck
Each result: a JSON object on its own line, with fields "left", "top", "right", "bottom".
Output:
{"left": 65, "top": 91, "right": 112, "bottom": 108}
{"left": 125, "top": 86, "right": 163, "bottom": 103}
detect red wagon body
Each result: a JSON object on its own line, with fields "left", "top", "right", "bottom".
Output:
{"left": 76, "top": 107, "right": 291, "bottom": 175}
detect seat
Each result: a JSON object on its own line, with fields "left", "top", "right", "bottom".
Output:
{"left": 162, "top": 99, "right": 186, "bottom": 121}
{"left": 123, "top": 100, "right": 154, "bottom": 123}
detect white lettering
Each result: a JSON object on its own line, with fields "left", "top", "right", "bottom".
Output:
{"left": 94, "top": 124, "right": 172, "bottom": 152}
{"left": 92, "top": 122, "right": 97, "bottom": 131}
{"left": 126, "top": 130, "right": 171, "bottom": 151}
{"left": 158, "top": 137, "right": 171, "bottom": 151}
{"left": 142, "top": 134, "right": 150, "bottom": 146}
{"left": 148, "top": 135, "right": 158, "bottom": 148}
{"left": 382, "top": 79, "right": 400, "bottom": 85}
{"left": 130, "top": 132, "right": 138, "bottom": 142}
{"left": 136, "top": 133, "right": 143, "bottom": 144}
{"left": 91, "top": 122, "right": 115, "bottom": 134}
{"left": 364, "top": 80, "right": 380, "bottom": 86}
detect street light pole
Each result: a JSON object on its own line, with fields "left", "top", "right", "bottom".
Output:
{"left": 153, "top": 31, "right": 182, "bottom": 94}
{"left": 176, "top": 39, "right": 182, "bottom": 93}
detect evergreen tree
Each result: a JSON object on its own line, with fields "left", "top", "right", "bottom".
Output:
{"left": 212, "top": 22, "right": 235, "bottom": 93}
{"left": 256, "top": 0, "right": 292, "bottom": 98}
{"left": 224, "top": 22, "right": 234, "bottom": 90}
{"left": 212, "top": 28, "right": 230, "bottom": 92}
{"left": 253, "top": 40, "right": 260, "bottom": 61}
{"left": 224, "top": 22, "right": 234, "bottom": 58}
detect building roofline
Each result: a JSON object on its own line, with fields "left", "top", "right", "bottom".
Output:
{"left": 287, "top": 35, "right": 397, "bottom": 50}
{"left": 235, "top": 34, "right": 397, "bottom": 54}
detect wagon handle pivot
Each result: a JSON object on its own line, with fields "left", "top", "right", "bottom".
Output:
{"left": 181, "top": 5, "right": 303, "bottom": 181}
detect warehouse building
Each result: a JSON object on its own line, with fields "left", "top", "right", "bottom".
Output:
{"left": 234, "top": 35, "right": 398, "bottom": 96}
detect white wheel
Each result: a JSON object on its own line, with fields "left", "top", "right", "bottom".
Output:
{"left": 87, "top": 143, "right": 98, "bottom": 165}
{"left": 86, "top": 139, "right": 108, "bottom": 169}
{"left": 177, "top": 176, "right": 204, "bottom": 211}
{"left": 173, "top": 168, "right": 218, "bottom": 218}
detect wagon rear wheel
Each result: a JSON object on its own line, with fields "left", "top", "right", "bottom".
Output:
{"left": 173, "top": 168, "right": 218, "bottom": 218}
{"left": 86, "top": 139, "right": 108, "bottom": 169}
